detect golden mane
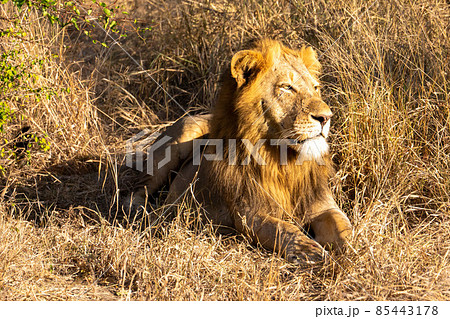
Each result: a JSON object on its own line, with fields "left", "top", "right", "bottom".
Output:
{"left": 209, "top": 39, "right": 331, "bottom": 222}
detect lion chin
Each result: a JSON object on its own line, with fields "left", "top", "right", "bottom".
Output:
{"left": 290, "top": 136, "right": 330, "bottom": 163}
{"left": 125, "top": 38, "right": 352, "bottom": 265}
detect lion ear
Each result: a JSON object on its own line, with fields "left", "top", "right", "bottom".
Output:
{"left": 300, "top": 47, "right": 321, "bottom": 78}
{"left": 230, "top": 50, "right": 264, "bottom": 87}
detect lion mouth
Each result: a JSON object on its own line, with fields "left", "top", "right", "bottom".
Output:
{"left": 290, "top": 134, "right": 326, "bottom": 145}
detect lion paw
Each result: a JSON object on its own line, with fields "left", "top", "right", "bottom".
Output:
{"left": 285, "top": 238, "right": 326, "bottom": 265}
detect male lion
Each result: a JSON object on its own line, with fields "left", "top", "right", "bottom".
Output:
{"left": 126, "top": 39, "right": 352, "bottom": 264}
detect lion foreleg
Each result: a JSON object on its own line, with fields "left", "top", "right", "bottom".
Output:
{"left": 233, "top": 209, "right": 325, "bottom": 264}
{"left": 310, "top": 208, "right": 352, "bottom": 252}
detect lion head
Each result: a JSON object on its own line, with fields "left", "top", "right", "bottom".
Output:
{"left": 212, "top": 39, "right": 332, "bottom": 165}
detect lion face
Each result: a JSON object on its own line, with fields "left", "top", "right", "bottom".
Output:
{"left": 230, "top": 40, "right": 332, "bottom": 160}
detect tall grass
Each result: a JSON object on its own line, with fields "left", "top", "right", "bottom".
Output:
{"left": 0, "top": 0, "right": 449, "bottom": 300}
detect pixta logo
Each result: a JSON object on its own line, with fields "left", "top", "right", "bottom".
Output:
{"left": 126, "top": 131, "right": 327, "bottom": 176}
{"left": 125, "top": 130, "right": 172, "bottom": 176}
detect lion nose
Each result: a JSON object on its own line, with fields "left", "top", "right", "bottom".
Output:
{"left": 311, "top": 113, "right": 332, "bottom": 127}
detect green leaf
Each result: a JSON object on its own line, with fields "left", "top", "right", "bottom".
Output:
{"left": 70, "top": 17, "right": 79, "bottom": 30}
{"left": 103, "top": 8, "right": 111, "bottom": 17}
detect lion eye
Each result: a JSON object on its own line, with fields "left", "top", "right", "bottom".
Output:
{"left": 280, "top": 84, "right": 295, "bottom": 93}
{"left": 314, "top": 85, "right": 320, "bottom": 91}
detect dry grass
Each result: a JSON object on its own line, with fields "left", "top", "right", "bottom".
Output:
{"left": 0, "top": 0, "right": 449, "bottom": 300}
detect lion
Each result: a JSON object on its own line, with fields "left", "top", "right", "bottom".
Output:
{"left": 125, "top": 39, "right": 352, "bottom": 264}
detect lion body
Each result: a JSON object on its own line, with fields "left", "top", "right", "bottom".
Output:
{"left": 127, "top": 39, "right": 352, "bottom": 264}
